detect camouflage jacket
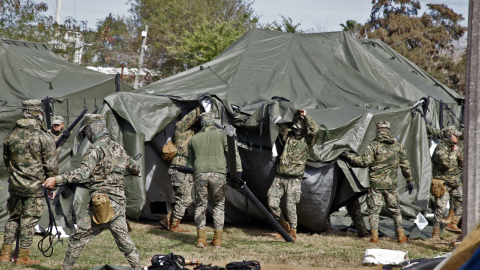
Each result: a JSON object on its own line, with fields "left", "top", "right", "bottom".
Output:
{"left": 346, "top": 133, "right": 413, "bottom": 190}
{"left": 170, "top": 107, "right": 202, "bottom": 168}
{"left": 432, "top": 139, "right": 460, "bottom": 186}
{"left": 56, "top": 136, "right": 140, "bottom": 206}
{"left": 277, "top": 115, "right": 320, "bottom": 177}
{"left": 426, "top": 125, "right": 443, "bottom": 140}
{"left": 3, "top": 118, "right": 58, "bottom": 197}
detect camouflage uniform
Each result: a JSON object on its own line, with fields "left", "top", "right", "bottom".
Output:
{"left": 268, "top": 114, "right": 320, "bottom": 229}
{"left": 54, "top": 114, "right": 142, "bottom": 270}
{"left": 193, "top": 172, "right": 227, "bottom": 230}
{"left": 169, "top": 107, "right": 201, "bottom": 221}
{"left": 3, "top": 99, "right": 58, "bottom": 250}
{"left": 345, "top": 123, "right": 413, "bottom": 232}
{"left": 432, "top": 127, "right": 462, "bottom": 229}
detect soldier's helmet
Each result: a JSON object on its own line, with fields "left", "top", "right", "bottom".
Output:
{"left": 22, "top": 99, "right": 44, "bottom": 113}
{"left": 443, "top": 126, "right": 461, "bottom": 140}
{"left": 22, "top": 99, "right": 44, "bottom": 121}
{"left": 84, "top": 114, "right": 108, "bottom": 143}
{"left": 52, "top": 116, "right": 64, "bottom": 125}
{"left": 376, "top": 121, "right": 390, "bottom": 133}
{"left": 200, "top": 112, "right": 215, "bottom": 127}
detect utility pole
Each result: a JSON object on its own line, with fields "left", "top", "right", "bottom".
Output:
{"left": 463, "top": 0, "right": 480, "bottom": 237}
{"left": 56, "top": 0, "right": 62, "bottom": 24}
{"left": 134, "top": 25, "right": 148, "bottom": 89}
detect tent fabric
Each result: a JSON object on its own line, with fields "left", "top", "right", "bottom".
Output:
{"left": 0, "top": 38, "right": 133, "bottom": 232}
{"left": 82, "top": 29, "right": 463, "bottom": 232}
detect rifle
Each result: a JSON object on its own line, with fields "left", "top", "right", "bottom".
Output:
{"left": 177, "top": 124, "right": 294, "bottom": 243}
{"left": 55, "top": 108, "right": 88, "bottom": 148}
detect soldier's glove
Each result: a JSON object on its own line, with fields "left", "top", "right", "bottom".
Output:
{"left": 62, "top": 130, "right": 71, "bottom": 139}
{"left": 339, "top": 151, "right": 350, "bottom": 159}
{"left": 236, "top": 171, "right": 243, "bottom": 180}
{"left": 406, "top": 182, "right": 414, "bottom": 195}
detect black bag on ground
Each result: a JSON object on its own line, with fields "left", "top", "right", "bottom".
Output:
{"left": 148, "top": 253, "right": 186, "bottom": 270}
{"left": 225, "top": 260, "right": 261, "bottom": 270}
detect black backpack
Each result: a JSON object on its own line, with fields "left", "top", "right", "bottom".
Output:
{"left": 148, "top": 253, "right": 186, "bottom": 270}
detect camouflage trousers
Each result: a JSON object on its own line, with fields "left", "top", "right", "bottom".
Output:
{"left": 194, "top": 172, "right": 227, "bottom": 230}
{"left": 168, "top": 168, "right": 194, "bottom": 220}
{"left": 3, "top": 195, "right": 45, "bottom": 249}
{"left": 63, "top": 200, "right": 142, "bottom": 270}
{"left": 433, "top": 184, "right": 463, "bottom": 228}
{"left": 367, "top": 189, "right": 403, "bottom": 231}
{"left": 324, "top": 197, "right": 366, "bottom": 231}
{"left": 267, "top": 175, "right": 302, "bottom": 229}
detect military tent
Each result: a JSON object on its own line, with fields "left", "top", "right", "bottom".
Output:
{"left": 0, "top": 38, "right": 133, "bottom": 231}
{"left": 67, "top": 29, "right": 462, "bottom": 233}
{"left": 6, "top": 29, "right": 464, "bottom": 235}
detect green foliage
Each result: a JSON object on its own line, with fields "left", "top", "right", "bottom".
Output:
{"left": 166, "top": 18, "right": 250, "bottom": 68}
{"left": 340, "top": 20, "right": 363, "bottom": 38}
{"left": 362, "top": 0, "right": 466, "bottom": 96}
{"left": 263, "top": 15, "right": 301, "bottom": 33}
{"left": 129, "top": 0, "right": 258, "bottom": 77}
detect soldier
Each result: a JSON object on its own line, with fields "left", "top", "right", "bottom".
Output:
{"left": 43, "top": 114, "right": 142, "bottom": 270}
{"left": 188, "top": 112, "right": 242, "bottom": 248}
{"left": 160, "top": 106, "right": 202, "bottom": 232}
{"left": 0, "top": 99, "right": 58, "bottom": 265}
{"left": 48, "top": 116, "right": 70, "bottom": 149}
{"left": 342, "top": 121, "right": 414, "bottom": 244}
{"left": 268, "top": 109, "right": 321, "bottom": 242}
{"left": 431, "top": 126, "right": 463, "bottom": 240}
{"left": 323, "top": 197, "right": 369, "bottom": 238}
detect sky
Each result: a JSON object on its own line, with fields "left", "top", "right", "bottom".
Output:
{"left": 46, "top": 0, "right": 470, "bottom": 32}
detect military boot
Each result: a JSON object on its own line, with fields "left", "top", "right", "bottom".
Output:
{"left": 15, "top": 249, "right": 39, "bottom": 265}
{"left": 274, "top": 218, "right": 290, "bottom": 240}
{"left": 196, "top": 229, "right": 207, "bottom": 248}
{"left": 357, "top": 226, "right": 369, "bottom": 238}
{"left": 210, "top": 230, "right": 223, "bottom": 248}
{"left": 159, "top": 211, "right": 172, "bottom": 230}
{"left": 289, "top": 228, "right": 297, "bottom": 242}
{"left": 370, "top": 230, "right": 379, "bottom": 243}
{"left": 451, "top": 236, "right": 462, "bottom": 248}
{"left": 397, "top": 229, "right": 408, "bottom": 244}
{"left": 445, "top": 216, "right": 462, "bottom": 234}
{"left": 0, "top": 244, "right": 12, "bottom": 262}
{"left": 170, "top": 218, "right": 189, "bottom": 233}
{"left": 442, "top": 209, "right": 455, "bottom": 224}
{"left": 431, "top": 227, "right": 441, "bottom": 241}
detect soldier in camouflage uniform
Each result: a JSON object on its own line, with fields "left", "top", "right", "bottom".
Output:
{"left": 343, "top": 121, "right": 413, "bottom": 244}
{"left": 160, "top": 107, "right": 202, "bottom": 232}
{"left": 188, "top": 113, "right": 242, "bottom": 248}
{"left": 323, "top": 197, "right": 369, "bottom": 238}
{"left": 268, "top": 109, "right": 320, "bottom": 242}
{"left": 43, "top": 114, "right": 142, "bottom": 270}
{"left": 0, "top": 99, "right": 58, "bottom": 266}
{"left": 431, "top": 126, "right": 463, "bottom": 240}
{"left": 47, "top": 116, "right": 68, "bottom": 149}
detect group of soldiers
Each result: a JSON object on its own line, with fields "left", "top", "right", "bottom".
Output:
{"left": 0, "top": 98, "right": 465, "bottom": 268}
{"left": 1, "top": 100, "right": 143, "bottom": 269}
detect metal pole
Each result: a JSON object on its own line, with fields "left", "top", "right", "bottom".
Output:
{"left": 55, "top": 0, "right": 62, "bottom": 24}
{"left": 463, "top": 0, "right": 480, "bottom": 237}
{"left": 115, "top": 73, "right": 121, "bottom": 92}
{"left": 134, "top": 25, "right": 148, "bottom": 89}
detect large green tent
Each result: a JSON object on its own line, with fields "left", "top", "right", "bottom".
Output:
{"left": 80, "top": 29, "right": 463, "bottom": 233}
{"left": 0, "top": 38, "right": 133, "bottom": 231}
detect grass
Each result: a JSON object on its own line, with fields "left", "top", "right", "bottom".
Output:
{"left": 0, "top": 220, "right": 459, "bottom": 269}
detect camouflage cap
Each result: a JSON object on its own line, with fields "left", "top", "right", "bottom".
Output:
{"left": 84, "top": 114, "right": 106, "bottom": 126}
{"left": 22, "top": 99, "right": 44, "bottom": 113}
{"left": 376, "top": 121, "right": 390, "bottom": 129}
{"left": 52, "top": 116, "right": 64, "bottom": 125}
{"left": 443, "top": 126, "right": 461, "bottom": 139}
